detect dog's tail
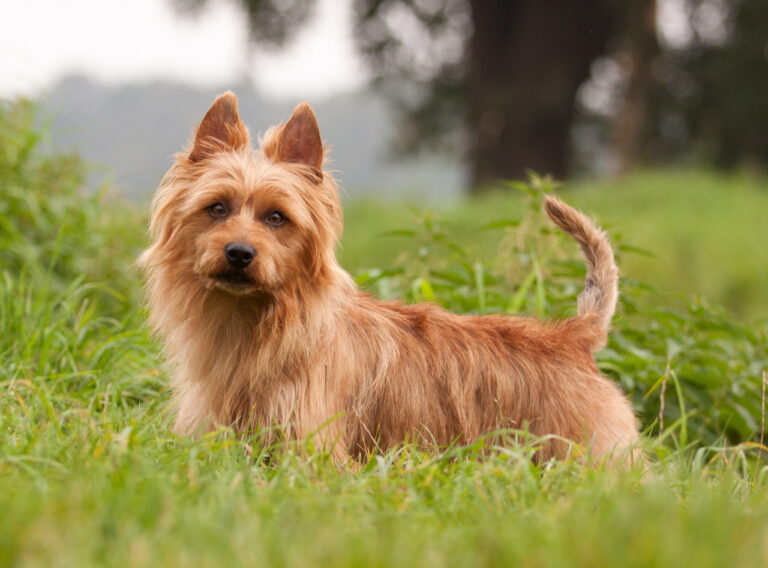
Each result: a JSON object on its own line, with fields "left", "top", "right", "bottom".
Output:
{"left": 543, "top": 196, "right": 618, "bottom": 335}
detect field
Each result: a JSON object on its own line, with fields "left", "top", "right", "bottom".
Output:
{"left": 2, "top": 101, "right": 768, "bottom": 566}
{"left": 340, "top": 170, "right": 768, "bottom": 321}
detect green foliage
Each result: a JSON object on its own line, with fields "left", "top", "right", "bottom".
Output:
{"left": 570, "top": 169, "right": 768, "bottom": 322}
{"left": 0, "top": 274, "right": 160, "bottom": 414}
{"left": 0, "top": 99, "right": 145, "bottom": 314}
{"left": 342, "top": 170, "right": 768, "bottom": 322}
{"left": 2, "top": 105, "right": 768, "bottom": 566}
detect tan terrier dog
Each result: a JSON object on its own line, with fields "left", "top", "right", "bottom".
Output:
{"left": 139, "top": 92, "right": 639, "bottom": 463}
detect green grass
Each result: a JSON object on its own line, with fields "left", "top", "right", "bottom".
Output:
{"left": 340, "top": 169, "right": 768, "bottom": 321}
{"left": 3, "top": 101, "right": 768, "bottom": 566}
{"left": 0, "top": 271, "right": 766, "bottom": 567}
{"left": 2, "top": 286, "right": 768, "bottom": 567}
{"left": 572, "top": 170, "right": 768, "bottom": 321}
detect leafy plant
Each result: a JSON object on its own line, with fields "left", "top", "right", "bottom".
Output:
{"left": 0, "top": 99, "right": 145, "bottom": 315}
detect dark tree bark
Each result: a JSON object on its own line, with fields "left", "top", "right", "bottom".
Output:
{"left": 466, "top": 0, "right": 612, "bottom": 189}
{"left": 613, "top": 0, "right": 659, "bottom": 175}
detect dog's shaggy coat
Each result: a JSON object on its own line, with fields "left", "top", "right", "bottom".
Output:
{"left": 139, "top": 92, "right": 639, "bottom": 463}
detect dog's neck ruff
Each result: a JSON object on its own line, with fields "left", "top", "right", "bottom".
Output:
{"left": 150, "top": 260, "right": 354, "bottom": 385}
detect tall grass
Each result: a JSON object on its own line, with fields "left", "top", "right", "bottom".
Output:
{"left": 341, "top": 170, "right": 768, "bottom": 321}
{"left": 0, "top": 99, "right": 145, "bottom": 315}
{"left": 2, "top": 101, "right": 768, "bottom": 566}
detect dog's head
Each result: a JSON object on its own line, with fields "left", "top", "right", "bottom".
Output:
{"left": 140, "top": 92, "right": 344, "bottom": 300}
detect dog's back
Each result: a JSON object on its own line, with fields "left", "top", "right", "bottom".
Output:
{"left": 340, "top": 196, "right": 636, "bottom": 462}
{"left": 342, "top": 293, "right": 637, "bottom": 463}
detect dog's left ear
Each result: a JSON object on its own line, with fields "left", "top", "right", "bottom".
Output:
{"left": 189, "top": 91, "right": 249, "bottom": 162}
{"left": 275, "top": 103, "right": 323, "bottom": 179}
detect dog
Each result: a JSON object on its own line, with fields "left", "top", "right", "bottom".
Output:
{"left": 139, "top": 92, "right": 639, "bottom": 464}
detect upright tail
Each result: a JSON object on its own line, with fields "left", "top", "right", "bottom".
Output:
{"left": 543, "top": 195, "right": 618, "bottom": 334}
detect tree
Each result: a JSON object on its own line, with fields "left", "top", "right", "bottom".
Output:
{"left": 176, "top": 0, "right": 619, "bottom": 191}
{"left": 354, "top": 1, "right": 614, "bottom": 189}
{"left": 577, "top": 0, "right": 768, "bottom": 174}
{"left": 664, "top": 0, "right": 768, "bottom": 169}
{"left": 612, "top": 0, "right": 660, "bottom": 174}
{"left": 175, "top": 0, "right": 768, "bottom": 189}
{"left": 173, "top": 0, "right": 316, "bottom": 47}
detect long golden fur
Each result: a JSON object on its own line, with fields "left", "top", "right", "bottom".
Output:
{"left": 139, "top": 92, "right": 639, "bottom": 463}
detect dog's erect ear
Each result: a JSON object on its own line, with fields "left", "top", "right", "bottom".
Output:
{"left": 189, "top": 92, "right": 249, "bottom": 162}
{"left": 276, "top": 103, "right": 323, "bottom": 176}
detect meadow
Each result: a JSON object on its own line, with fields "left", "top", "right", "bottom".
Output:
{"left": 340, "top": 169, "right": 768, "bottom": 321}
{"left": 2, "top": 100, "right": 768, "bottom": 566}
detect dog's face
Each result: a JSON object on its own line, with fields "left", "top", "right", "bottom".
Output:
{"left": 143, "top": 93, "right": 343, "bottom": 298}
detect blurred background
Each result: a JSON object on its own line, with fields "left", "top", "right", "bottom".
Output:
{"left": 3, "top": 0, "right": 768, "bottom": 195}
{"left": 1, "top": 0, "right": 767, "bottom": 317}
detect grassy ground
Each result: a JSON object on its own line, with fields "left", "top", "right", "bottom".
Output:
{"left": 3, "top": 103, "right": 768, "bottom": 566}
{"left": 2, "top": 188, "right": 767, "bottom": 567}
{"left": 0, "top": 271, "right": 766, "bottom": 566}
{"left": 2, "top": 285, "right": 767, "bottom": 568}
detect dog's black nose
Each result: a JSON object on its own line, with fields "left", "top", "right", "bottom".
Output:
{"left": 224, "top": 242, "right": 255, "bottom": 269}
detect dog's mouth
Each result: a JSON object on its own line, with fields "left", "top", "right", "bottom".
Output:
{"left": 209, "top": 271, "right": 257, "bottom": 294}
{"left": 215, "top": 271, "right": 252, "bottom": 284}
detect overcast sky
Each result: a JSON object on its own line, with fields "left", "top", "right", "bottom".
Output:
{"left": 0, "top": 0, "right": 368, "bottom": 99}
{"left": 0, "top": 0, "right": 700, "bottom": 103}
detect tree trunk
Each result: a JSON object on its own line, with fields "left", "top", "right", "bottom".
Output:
{"left": 614, "top": 0, "right": 659, "bottom": 175}
{"left": 466, "top": 0, "right": 612, "bottom": 191}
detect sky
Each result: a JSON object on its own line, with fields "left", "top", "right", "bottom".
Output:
{"left": 0, "top": 0, "right": 700, "bottom": 102}
{"left": 0, "top": 0, "right": 368, "bottom": 99}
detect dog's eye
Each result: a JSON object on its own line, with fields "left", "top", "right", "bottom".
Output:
{"left": 207, "top": 202, "right": 227, "bottom": 219}
{"left": 265, "top": 210, "right": 287, "bottom": 227}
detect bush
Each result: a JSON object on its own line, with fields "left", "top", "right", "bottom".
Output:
{"left": 0, "top": 99, "right": 145, "bottom": 314}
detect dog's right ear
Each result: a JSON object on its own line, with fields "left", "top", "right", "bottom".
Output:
{"left": 188, "top": 92, "right": 249, "bottom": 162}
